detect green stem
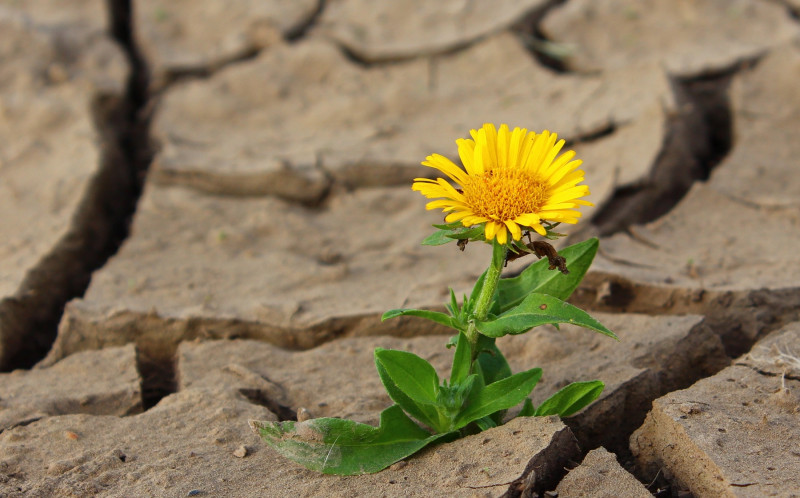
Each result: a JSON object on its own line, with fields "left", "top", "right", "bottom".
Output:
{"left": 465, "top": 242, "right": 506, "bottom": 350}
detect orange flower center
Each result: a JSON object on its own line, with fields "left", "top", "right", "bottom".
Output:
{"left": 461, "top": 168, "right": 549, "bottom": 220}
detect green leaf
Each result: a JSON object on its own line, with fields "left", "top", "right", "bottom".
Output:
{"left": 375, "top": 349, "right": 450, "bottom": 431}
{"left": 474, "top": 416, "right": 497, "bottom": 431}
{"left": 445, "top": 226, "right": 483, "bottom": 240}
{"left": 449, "top": 332, "right": 472, "bottom": 386}
{"left": 474, "top": 335, "right": 511, "bottom": 385}
{"left": 422, "top": 229, "right": 458, "bottom": 246}
{"left": 423, "top": 224, "right": 484, "bottom": 245}
{"left": 518, "top": 398, "right": 535, "bottom": 417}
{"left": 492, "top": 240, "right": 507, "bottom": 269}
{"left": 381, "top": 309, "right": 458, "bottom": 330}
{"left": 468, "top": 361, "right": 507, "bottom": 427}
{"left": 495, "top": 238, "right": 599, "bottom": 314}
{"left": 375, "top": 360, "right": 442, "bottom": 432}
{"left": 475, "top": 293, "right": 617, "bottom": 340}
{"left": 453, "top": 367, "right": 542, "bottom": 430}
{"left": 534, "top": 381, "right": 604, "bottom": 417}
{"left": 447, "top": 288, "right": 459, "bottom": 317}
{"left": 471, "top": 335, "right": 511, "bottom": 431}
{"left": 432, "top": 222, "right": 463, "bottom": 230}
{"left": 251, "top": 405, "right": 452, "bottom": 475}
{"left": 375, "top": 349, "right": 440, "bottom": 405}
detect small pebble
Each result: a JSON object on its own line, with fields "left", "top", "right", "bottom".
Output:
{"left": 296, "top": 407, "right": 311, "bottom": 422}
{"left": 46, "top": 461, "right": 72, "bottom": 476}
{"left": 678, "top": 402, "right": 702, "bottom": 415}
{"left": 233, "top": 445, "right": 248, "bottom": 458}
{"left": 388, "top": 461, "right": 407, "bottom": 471}
{"left": 187, "top": 490, "right": 203, "bottom": 496}
{"left": 64, "top": 431, "right": 79, "bottom": 440}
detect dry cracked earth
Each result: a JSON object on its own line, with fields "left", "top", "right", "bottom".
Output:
{"left": 2, "top": 0, "right": 800, "bottom": 496}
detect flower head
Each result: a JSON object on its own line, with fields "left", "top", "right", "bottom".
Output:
{"left": 413, "top": 123, "right": 593, "bottom": 245}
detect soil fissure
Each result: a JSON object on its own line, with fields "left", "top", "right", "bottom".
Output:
{"left": 0, "top": 0, "right": 153, "bottom": 371}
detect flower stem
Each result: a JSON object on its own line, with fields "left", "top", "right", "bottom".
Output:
{"left": 465, "top": 242, "right": 506, "bottom": 350}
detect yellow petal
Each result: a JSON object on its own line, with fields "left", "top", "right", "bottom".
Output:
{"left": 542, "top": 201, "right": 588, "bottom": 211}
{"left": 462, "top": 215, "right": 490, "bottom": 225}
{"left": 445, "top": 210, "right": 474, "bottom": 223}
{"left": 422, "top": 154, "right": 467, "bottom": 184}
{"left": 507, "top": 127, "right": 525, "bottom": 169}
{"left": 497, "top": 124, "right": 510, "bottom": 169}
{"left": 411, "top": 183, "right": 449, "bottom": 197}
{"left": 435, "top": 178, "right": 466, "bottom": 201}
{"left": 456, "top": 138, "right": 477, "bottom": 176}
{"left": 550, "top": 170, "right": 586, "bottom": 191}
{"left": 504, "top": 219, "right": 522, "bottom": 241}
{"left": 426, "top": 199, "right": 465, "bottom": 211}
{"left": 548, "top": 187, "right": 591, "bottom": 205}
{"left": 548, "top": 159, "right": 583, "bottom": 185}
{"left": 527, "top": 131, "right": 557, "bottom": 174}
{"left": 514, "top": 213, "right": 541, "bottom": 227}
{"left": 540, "top": 138, "right": 566, "bottom": 174}
{"left": 485, "top": 221, "right": 499, "bottom": 240}
{"left": 496, "top": 225, "right": 508, "bottom": 245}
{"left": 482, "top": 123, "right": 499, "bottom": 169}
{"left": 519, "top": 130, "right": 537, "bottom": 170}
{"left": 474, "top": 128, "right": 490, "bottom": 174}
{"left": 540, "top": 150, "right": 576, "bottom": 180}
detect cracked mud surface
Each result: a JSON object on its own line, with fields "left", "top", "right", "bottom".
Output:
{"left": 2, "top": 0, "right": 800, "bottom": 496}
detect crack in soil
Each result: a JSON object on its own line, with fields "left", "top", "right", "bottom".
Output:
{"left": 512, "top": 0, "right": 571, "bottom": 73}
{"left": 239, "top": 388, "right": 298, "bottom": 422}
{"left": 0, "top": 0, "right": 153, "bottom": 371}
{"left": 589, "top": 65, "right": 736, "bottom": 236}
{"left": 285, "top": 0, "right": 327, "bottom": 42}
{"left": 575, "top": 272, "right": 800, "bottom": 354}
{"left": 156, "top": 48, "right": 262, "bottom": 90}
{"left": 570, "top": 276, "right": 800, "bottom": 491}
{"left": 151, "top": 1, "right": 325, "bottom": 90}
{"left": 563, "top": 122, "right": 618, "bottom": 147}
{"left": 785, "top": 1, "right": 800, "bottom": 20}
{"left": 733, "top": 363, "right": 800, "bottom": 383}
{"left": 136, "top": 344, "right": 176, "bottom": 411}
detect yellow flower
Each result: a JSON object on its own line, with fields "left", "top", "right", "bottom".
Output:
{"left": 413, "top": 123, "right": 593, "bottom": 245}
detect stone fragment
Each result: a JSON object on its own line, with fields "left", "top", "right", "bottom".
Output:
{"left": 541, "top": 0, "right": 798, "bottom": 74}
{"left": 0, "top": 388, "right": 273, "bottom": 497}
{"left": 555, "top": 447, "right": 651, "bottom": 498}
{"left": 705, "top": 42, "right": 800, "bottom": 208}
{"left": 631, "top": 322, "right": 800, "bottom": 497}
{"left": 591, "top": 183, "right": 800, "bottom": 292}
{"left": 498, "top": 313, "right": 729, "bottom": 451}
{"left": 45, "top": 184, "right": 491, "bottom": 367}
{"left": 135, "top": 0, "right": 318, "bottom": 86}
{"left": 740, "top": 323, "right": 800, "bottom": 379}
{"left": 0, "top": 2, "right": 128, "bottom": 369}
{"left": 317, "top": 0, "right": 548, "bottom": 62}
{"left": 150, "top": 33, "right": 673, "bottom": 205}
{"left": 0, "top": 388, "right": 578, "bottom": 496}
{"left": 0, "top": 345, "right": 141, "bottom": 431}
